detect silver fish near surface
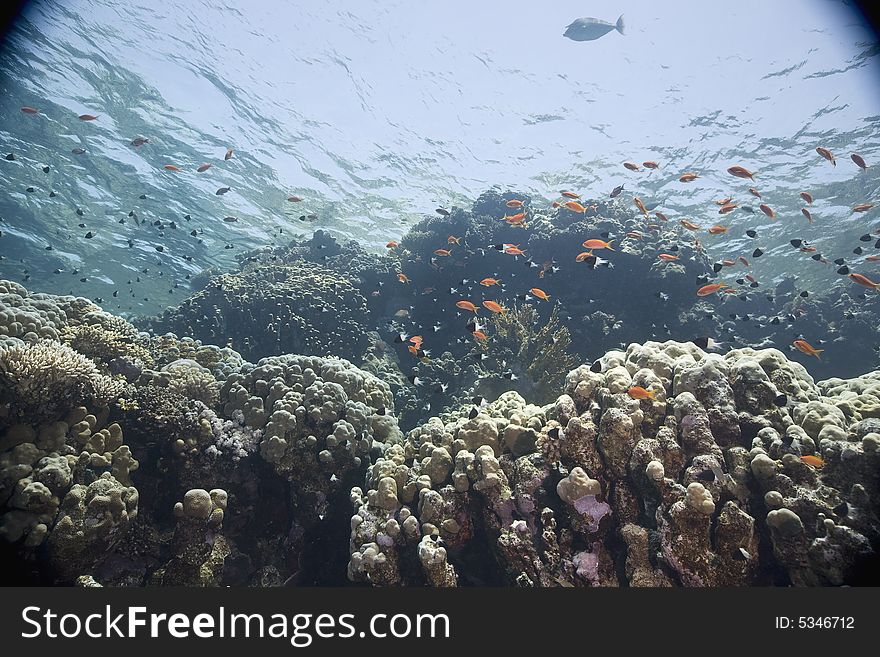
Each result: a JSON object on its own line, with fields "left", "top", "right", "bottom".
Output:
{"left": 563, "top": 14, "right": 625, "bottom": 41}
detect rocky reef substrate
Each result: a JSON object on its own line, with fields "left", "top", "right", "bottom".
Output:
{"left": 2, "top": 277, "right": 878, "bottom": 586}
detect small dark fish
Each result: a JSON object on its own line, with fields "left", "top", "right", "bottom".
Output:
{"left": 590, "top": 360, "right": 603, "bottom": 373}
{"left": 853, "top": 246, "right": 863, "bottom": 255}
{"left": 563, "top": 14, "right": 625, "bottom": 41}
{"left": 71, "top": 148, "right": 86, "bottom": 155}
{"left": 770, "top": 317, "right": 781, "bottom": 325}
{"left": 4, "top": 153, "right": 14, "bottom": 160}
{"left": 190, "top": 230, "right": 197, "bottom": 237}
{"left": 833, "top": 502, "right": 849, "bottom": 517}
{"left": 753, "top": 248, "right": 764, "bottom": 257}
{"left": 84, "top": 231, "right": 94, "bottom": 239}
{"left": 696, "top": 469, "right": 716, "bottom": 482}
{"left": 851, "top": 153, "right": 867, "bottom": 169}
{"left": 834, "top": 258, "right": 845, "bottom": 265}
{"left": 712, "top": 262, "right": 723, "bottom": 273}
{"left": 811, "top": 254, "right": 822, "bottom": 261}
{"left": 131, "top": 137, "right": 149, "bottom": 147}
{"left": 216, "top": 187, "right": 231, "bottom": 195}
{"left": 800, "top": 291, "right": 809, "bottom": 297}
{"left": 76, "top": 208, "right": 84, "bottom": 216}
{"left": 139, "top": 194, "right": 147, "bottom": 199}
{"left": 49, "top": 191, "right": 56, "bottom": 197}
{"left": 26, "top": 187, "right": 35, "bottom": 193}
{"left": 746, "top": 229, "right": 758, "bottom": 238}
{"left": 859, "top": 234, "right": 872, "bottom": 242}
{"left": 468, "top": 406, "right": 479, "bottom": 420}
{"left": 547, "top": 427, "right": 561, "bottom": 440}
{"left": 610, "top": 184, "right": 624, "bottom": 198}
{"left": 407, "top": 375, "right": 422, "bottom": 386}
{"left": 376, "top": 406, "right": 386, "bottom": 416}
{"left": 155, "top": 245, "right": 164, "bottom": 252}
{"left": 435, "top": 207, "right": 450, "bottom": 216}
{"left": 837, "top": 266, "right": 850, "bottom": 275}
{"left": 223, "top": 216, "right": 238, "bottom": 222}
{"left": 42, "top": 166, "right": 49, "bottom": 173}
{"left": 774, "top": 393, "right": 788, "bottom": 407}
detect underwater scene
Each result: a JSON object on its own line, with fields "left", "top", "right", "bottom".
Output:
{"left": 0, "top": 0, "right": 879, "bottom": 587}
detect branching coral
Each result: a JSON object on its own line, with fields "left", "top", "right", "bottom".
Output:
{"left": 0, "top": 340, "right": 123, "bottom": 423}
{"left": 484, "top": 303, "right": 577, "bottom": 403}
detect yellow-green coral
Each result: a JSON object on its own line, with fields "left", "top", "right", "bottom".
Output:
{"left": 490, "top": 304, "right": 577, "bottom": 393}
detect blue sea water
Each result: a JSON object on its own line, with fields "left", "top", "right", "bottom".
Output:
{"left": 0, "top": 0, "right": 878, "bottom": 319}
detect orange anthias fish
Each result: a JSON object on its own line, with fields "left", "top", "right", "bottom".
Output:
{"left": 727, "top": 165, "right": 755, "bottom": 179}
{"left": 643, "top": 161, "right": 660, "bottom": 169}
{"left": 472, "top": 330, "right": 488, "bottom": 341}
{"left": 529, "top": 288, "right": 550, "bottom": 301}
{"left": 680, "top": 220, "right": 701, "bottom": 231}
{"left": 633, "top": 196, "right": 648, "bottom": 215}
{"left": 480, "top": 277, "right": 501, "bottom": 286}
{"left": 78, "top": 114, "right": 99, "bottom": 121}
{"left": 719, "top": 203, "right": 738, "bottom": 214}
{"left": 816, "top": 146, "right": 835, "bottom": 165}
{"left": 849, "top": 273, "right": 880, "bottom": 291}
{"left": 715, "top": 197, "right": 733, "bottom": 206}
{"left": 163, "top": 164, "right": 181, "bottom": 172}
{"left": 800, "top": 455, "right": 825, "bottom": 468}
{"left": 397, "top": 273, "right": 410, "bottom": 283}
{"left": 504, "top": 246, "right": 526, "bottom": 256}
{"left": 626, "top": 231, "right": 643, "bottom": 239}
{"left": 851, "top": 153, "right": 868, "bottom": 169}
{"left": 564, "top": 201, "right": 586, "bottom": 213}
{"left": 225, "top": 148, "right": 234, "bottom": 160}
{"left": 582, "top": 239, "right": 614, "bottom": 250}
{"left": 853, "top": 203, "right": 875, "bottom": 213}
{"left": 655, "top": 211, "right": 668, "bottom": 222}
{"left": 197, "top": 163, "right": 213, "bottom": 173}
{"left": 864, "top": 255, "right": 880, "bottom": 262}
{"left": 448, "top": 235, "right": 461, "bottom": 244}
{"left": 482, "top": 300, "right": 505, "bottom": 313}
{"left": 793, "top": 339, "right": 824, "bottom": 359}
{"left": 456, "top": 300, "right": 479, "bottom": 313}
{"left": 679, "top": 172, "right": 699, "bottom": 182}
{"left": 697, "top": 283, "right": 727, "bottom": 296}
{"left": 386, "top": 241, "right": 399, "bottom": 248}
{"left": 759, "top": 204, "right": 776, "bottom": 218}
{"left": 409, "top": 335, "right": 423, "bottom": 347}
{"left": 658, "top": 253, "right": 679, "bottom": 261}
{"left": 20, "top": 106, "right": 40, "bottom": 114}
{"left": 627, "top": 385, "right": 655, "bottom": 400}
{"left": 623, "top": 161, "right": 641, "bottom": 171}
{"left": 560, "top": 191, "right": 581, "bottom": 199}
{"left": 708, "top": 225, "right": 729, "bottom": 235}
{"left": 748, "top": 187, "right": 761, "bottom": 198}
{"left": 721, "top": 259, "right": 736, "bottom": 266}
{"left": 739, "top": 256, "right": 750, "bottom": 267}
{"left": 802, "top": 208, "right": 813, "bottom": 223}
{"left": 800, "top": 191, "right": 813, "bottom": 204}
{"left": 504, "top": 212, "right": 527, "bottom": 224}
{"left": 434, "top": 249, "right": 452, "bottom": 256}
{"left": 551, "top": 201, "right": 561, "bottom": 208}
{"left": 575, "top": 251, "right": 594, "bottom": 262}
{"left": 506, "top": 199, "right": 524, "bottom": 208}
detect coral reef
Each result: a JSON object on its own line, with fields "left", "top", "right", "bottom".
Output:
{"left": 144, "top": 260, "right": 372, "bottom": 363}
